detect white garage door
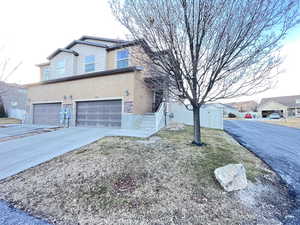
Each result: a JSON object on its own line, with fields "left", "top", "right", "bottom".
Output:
{"left": 33, "top": 103, "right": 61, "bottom": 125}
{"left": 76, "top": 100, "right": 122, "bottom": 127}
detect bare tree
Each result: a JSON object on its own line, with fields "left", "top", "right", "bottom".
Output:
{"left": 0, "top": 47, "right": 22, "bottom": 95}
{"left": 110, "top": 0, "right": 299, "bottom": 145}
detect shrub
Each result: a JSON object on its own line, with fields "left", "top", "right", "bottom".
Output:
{"left": 0, "top": 103, "right": 7, "bottom": 118}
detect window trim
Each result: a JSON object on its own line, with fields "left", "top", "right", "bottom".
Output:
{"left": 116, "top": 49, "right": 129, "bottom": 69}
{"left": 84, "top": 55, "right": 96, "bottom": 73}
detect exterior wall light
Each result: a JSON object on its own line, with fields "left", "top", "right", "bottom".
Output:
{"left": 125, "top": 90, "right": 130, "bottom": 96}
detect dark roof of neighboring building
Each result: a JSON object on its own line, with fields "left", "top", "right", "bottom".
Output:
{"left": 79, "top": 35, "right": 127, "bottom": 43}
{"left": 47, "top": 48, "right": 79, "bottom": 60}
{"left": 260, "top": 95, "right": 300, "bottom": 108}
{"left": 25, "top": 66, "right": 143, "bottom": 87}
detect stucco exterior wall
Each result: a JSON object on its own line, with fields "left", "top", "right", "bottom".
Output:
{"left": 133, "top": 72, "right": 153, "bottom": 114}
{"left": 27, "top": 71, "right": 153, "bottom": 120}
{"left": 28, "top": 73, "right": 134, "bottom": 104}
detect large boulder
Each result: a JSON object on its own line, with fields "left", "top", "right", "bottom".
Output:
{"left": 214, "top": 164, "right": 248, "bottom": 192}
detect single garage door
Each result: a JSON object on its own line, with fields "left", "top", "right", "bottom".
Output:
{"left": 33, "top": 103, "right": 61, "bottom": 125}
{"left": 76, "top": 100, "right": 122, "bottom": 127}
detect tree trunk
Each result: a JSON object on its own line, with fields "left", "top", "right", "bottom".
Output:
{"left": 192, "top": 105, "right": 202, "bottom": 146}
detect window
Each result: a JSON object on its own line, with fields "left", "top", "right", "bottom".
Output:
{"left": 116, "top": 49, "right": 129, "bottom": 68}
{"left": 55, "top": 60, "right": 66, "bottom": 76}
{"left": 43, "top": 67, "right": 50, "bottom": 80}
{"left": 85, "top": 55, "right": 95, "bottom": 72}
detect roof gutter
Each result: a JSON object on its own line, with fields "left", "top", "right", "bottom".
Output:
{"left": 25, "top": 66, "right": 143, "bottom": 87}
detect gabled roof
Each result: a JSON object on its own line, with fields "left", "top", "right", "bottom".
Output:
{"left": 260, "top": 95, "right": 300, "bottom": 108}
{"left": 79, "top": 35, "right": 127, "bottom": 44}
{"left": 45, "top": 36, "right": 143, "bottom": 61}
{"left": 65, "top": 40, "right": 109, "bottom": 49}
{"left": 47, "top": 40, "right": 110, "bottom": 60}
{"left": 47, "top": 48, "right": 79, "bottom": 60}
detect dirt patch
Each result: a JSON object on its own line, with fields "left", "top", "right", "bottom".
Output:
{"left": 0, "top": 127, "right": 294, "bottom": 225}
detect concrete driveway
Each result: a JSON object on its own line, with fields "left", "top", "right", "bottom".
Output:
{"left": 0, "top": 125, "right": 154, "bottom": 181}
{"left": 224, "top": 120, "right": 300, "bottom": 224}
{"left": 0, "top": 124, "right": 154, "bottom": 225}
{"left": 0, "top": 124, "right": 56, "bottom": 138}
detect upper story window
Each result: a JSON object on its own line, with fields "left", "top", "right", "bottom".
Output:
{"left": 43, "top": 67, "right": 50, "bottom": 80}
{"left": 55, "top": 60, "right": 66, "bottom": 76}
{"left": 116, "top": 49, "right": 129, "bottom": 69}
{"left": 85, "top": 55, "right": 95, "bottom": 72}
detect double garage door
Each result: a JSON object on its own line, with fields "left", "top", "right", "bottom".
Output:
{"left": 33, "top": 100, "right": 122, "bottom": 127}
{"left": 76, "top": 100, "right": 122, "bottom": 128}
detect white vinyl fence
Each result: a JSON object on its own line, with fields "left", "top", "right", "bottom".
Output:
{"left": 168, "top": 103, "right": 224, "bottom": 130}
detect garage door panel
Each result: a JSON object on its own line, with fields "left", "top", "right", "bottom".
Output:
{"left": 76, "top": 100, "right": 122, "bottom": 128}
{"left": 33, "top": 103, "right": 61, "bottom": 125}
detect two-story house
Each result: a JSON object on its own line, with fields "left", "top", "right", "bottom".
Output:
{"left": 25, "top": 36, "right": 162, "bottom": 129}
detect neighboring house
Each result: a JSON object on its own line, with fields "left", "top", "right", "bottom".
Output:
{"left": 258, "top": 95, "right": 300, "bottom": 118}
{"left": 229, "top": 100, "right": 258, "bottom": 113}
{"left": 0, "top": 81, "right": 27, "bottom": 120}
{"left": 208, "top": 103, "right": 240, "bottom": 117}
{"left": 25, "top": 36, "right": 163, "bottom": 129}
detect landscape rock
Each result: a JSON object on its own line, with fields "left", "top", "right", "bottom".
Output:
{"left": 136, "top": 136, "right": 162, "bottom": 145}
{"left": 166, "top": 122, "right": 185, "bottom": 131}
{"left": 214, "top": 164, "right": 248, "bottom": 192}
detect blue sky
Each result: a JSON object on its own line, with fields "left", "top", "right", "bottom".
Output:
{"left": 0, "top": 0, "right": 299, "bottom": 102}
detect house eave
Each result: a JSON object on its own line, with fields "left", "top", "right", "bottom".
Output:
{"left": 65, "top": 40, "right": 108, "bottom": 50}
{"left": 47, "top": 48, "right": 79, "bottom": 60}
{"left": 25, "top": 66, "right": 143, "bottom": 87}
{"left": 79, "top": 35, "right": 127, "bottom": 44}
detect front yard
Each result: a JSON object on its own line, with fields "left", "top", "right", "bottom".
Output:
{"left": 0, "top": 117, "right": 21, "bottom": 124}
{"left": 0, "top": 126, "right": 294, "bottom": 225}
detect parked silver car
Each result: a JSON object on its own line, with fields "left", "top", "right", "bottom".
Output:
{"left": 269, "top": 113, "right": 281, "bottom": 119}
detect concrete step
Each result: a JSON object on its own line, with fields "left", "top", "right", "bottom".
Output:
{"left": 144, "top": 113, "right": 155, "bottom": 116}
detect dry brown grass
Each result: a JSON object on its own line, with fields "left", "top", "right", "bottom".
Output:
{"left": 0, "top": 118, "right": 21, "bottom": 124}
{"left": 0, "top": 126, "right": 293, "bottom": 225}
{"left": 261, "top": 118, "right": 300, "bottom": 129}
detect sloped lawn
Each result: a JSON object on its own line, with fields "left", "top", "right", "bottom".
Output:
{"left": 0, "top": 126, "right": 294, "bottom": 225}
{"left": 0, "top": 117, "right": 21, "bottom": 124}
